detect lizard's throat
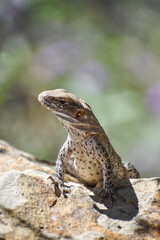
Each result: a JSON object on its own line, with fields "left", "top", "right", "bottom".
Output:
{"left": 55, "top": 112, "right": 76, "bottom": 123}
{"left": 56, "top": 115, "right": 102, "bottom": 138}
{"left": 56, "top": 117, "right": 85, "bottom": 139}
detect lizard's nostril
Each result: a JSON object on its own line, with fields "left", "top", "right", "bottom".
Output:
{"left": 38, "top": 91, "right": 53, "bottom": 106}
{"left": 38, "top": 91, "right": 47, "bottom": 100}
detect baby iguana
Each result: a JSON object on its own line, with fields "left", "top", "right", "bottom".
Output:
{"left": 38, "top": 89, "right": 139, "bottom": 199}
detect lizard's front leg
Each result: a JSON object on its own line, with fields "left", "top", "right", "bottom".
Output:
{"left": 51, "top": 139, "right": 72, "bottom": 196}
{"left": 91, "top": 137, "right": 138, "bottom": 208}
{"left": 90, "top": 136, "right": 115, "bottom": 197}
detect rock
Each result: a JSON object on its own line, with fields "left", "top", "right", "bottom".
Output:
{"left": 0, "top": 139, "right": 160, "bottom": 240}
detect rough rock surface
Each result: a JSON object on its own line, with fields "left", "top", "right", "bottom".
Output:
{"left": 0, "top": 139, "right": 160, "bottom": 240}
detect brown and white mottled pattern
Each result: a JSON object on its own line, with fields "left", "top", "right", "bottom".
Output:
{"left": 38, "top": 89, "right": 140, "bottom": 196}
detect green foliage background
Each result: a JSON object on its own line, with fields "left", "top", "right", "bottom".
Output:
{"left": 0, "top": 0, "right": 160, "bottom": 177}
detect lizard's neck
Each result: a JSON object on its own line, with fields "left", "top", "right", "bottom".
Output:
{"left": 60, "top": 119, "right": 85, "bottom": 140}
{"left": 59, "top": 118, "right": 103, "bottom": 141}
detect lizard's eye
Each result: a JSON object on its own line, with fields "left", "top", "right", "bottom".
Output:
{"left": 75, "top": 109, "right": 84, "bottom": 118}
{"left": 60, "top": 99, "right": 66, "bottom": 104}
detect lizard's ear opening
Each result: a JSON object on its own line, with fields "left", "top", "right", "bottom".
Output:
{"left": 75, "top": 109, "right": 84, "bottom": 119}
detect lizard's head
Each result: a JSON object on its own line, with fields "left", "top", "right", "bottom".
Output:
{"left": 38, "top": 89, "right": 100, "bottom": 133}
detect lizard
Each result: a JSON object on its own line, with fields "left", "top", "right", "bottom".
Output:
{"left": 38, "top": 89, "right": 139, "bottom": 200}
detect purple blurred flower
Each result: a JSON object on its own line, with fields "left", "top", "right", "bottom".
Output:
{"left": 0, "top": 1, "right": 22, "bottom": 21}
{"left": 147, "top": 81, "right": 160, "bottom": 114}
{"left": 30, "top": 40, "right": 83, "bottom": 81}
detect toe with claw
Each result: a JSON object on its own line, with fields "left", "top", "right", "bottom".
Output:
{"left": 48, "top": 176, "right": 70, "bottom": 197}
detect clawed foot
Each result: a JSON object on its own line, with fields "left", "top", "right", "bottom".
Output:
{"left": 94, "top": 188, "right": 115, "bottom": 207}
{"left": 48, "top": 176, "right": 70, "bottom": 197}
{"left": 94, "top": 187, "right": 137, "bottom": 209}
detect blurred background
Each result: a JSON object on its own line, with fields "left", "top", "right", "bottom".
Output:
{"left": 0, "top": 0, "right": 160, "bottom": 177}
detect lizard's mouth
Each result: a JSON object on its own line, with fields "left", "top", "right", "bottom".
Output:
{"left": 38, "top": 93, "right": 58, "bottom": 111}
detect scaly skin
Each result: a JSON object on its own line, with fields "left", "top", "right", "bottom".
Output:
{"left": 38, "top": 89, "right": 139, "bottom": 197}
